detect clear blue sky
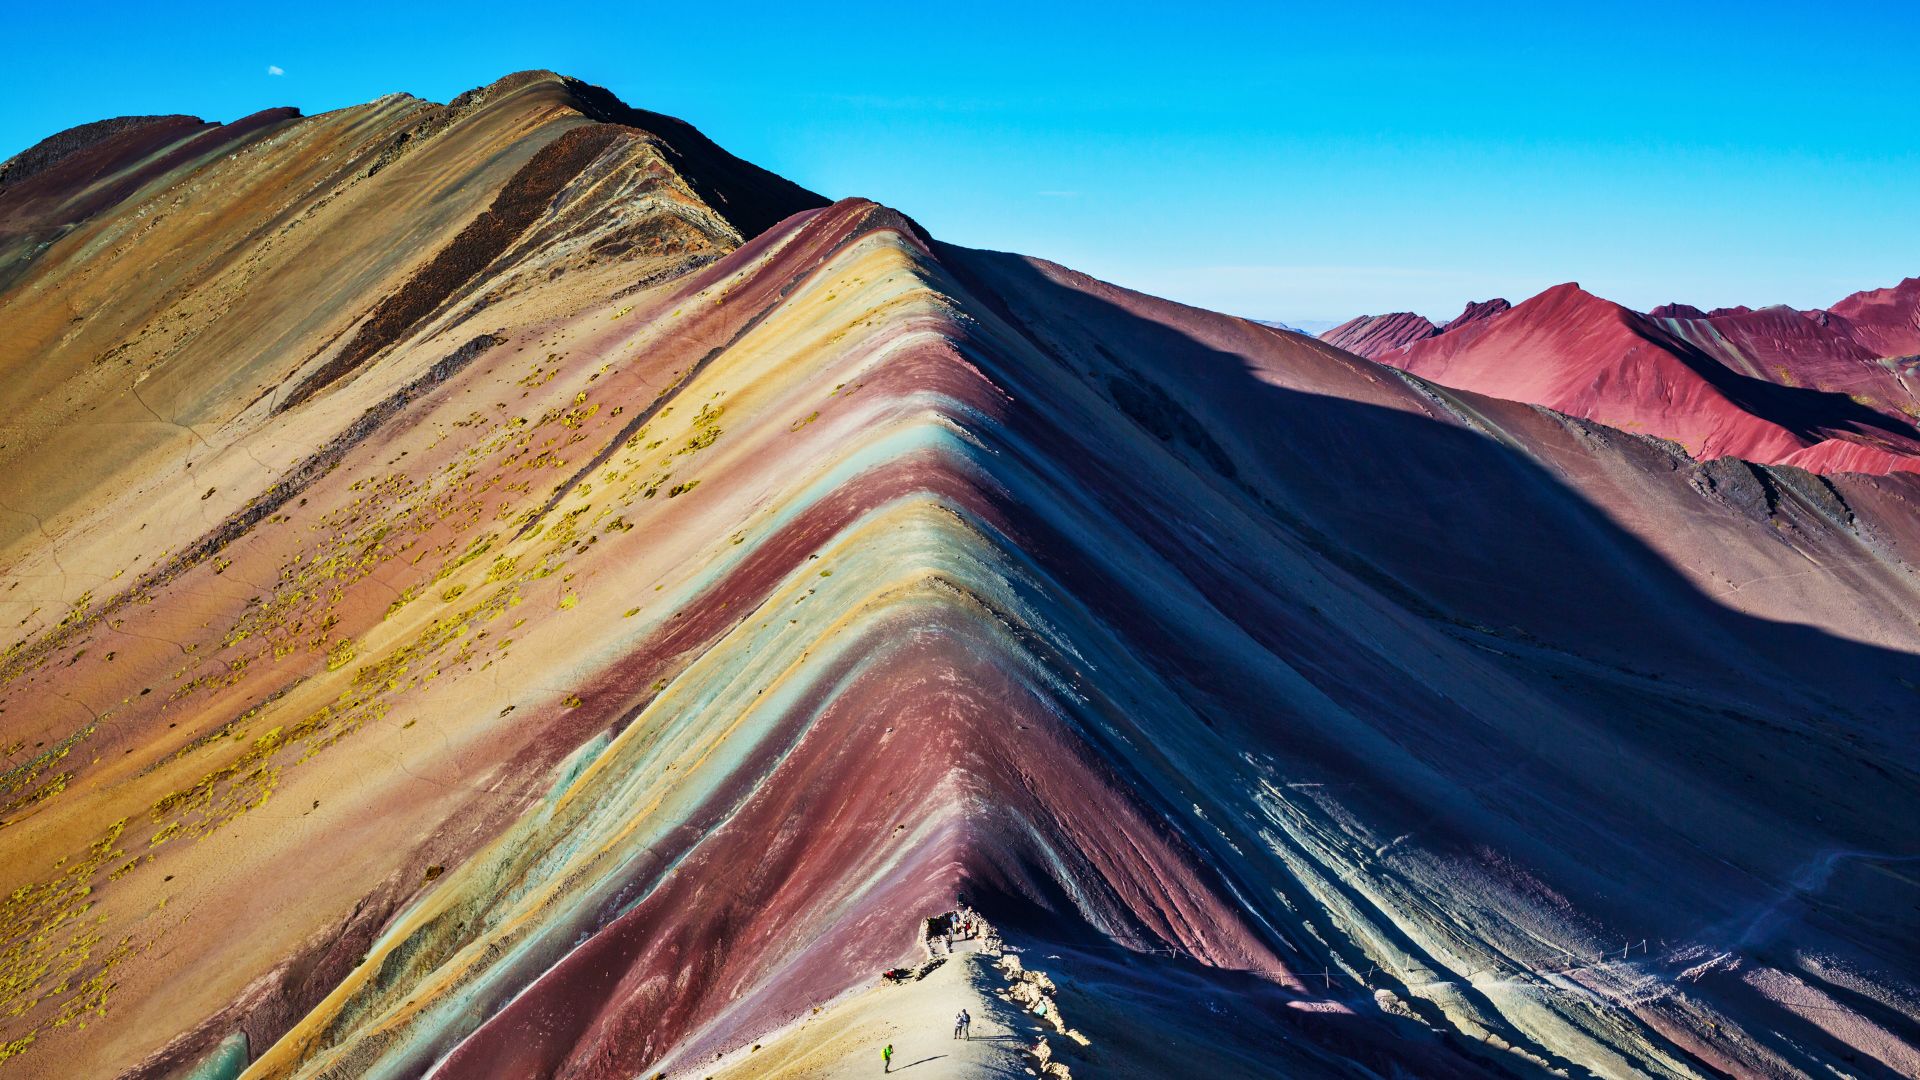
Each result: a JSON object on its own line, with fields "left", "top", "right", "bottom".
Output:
{"left": 3, "top": 1, "right": 1915, "bottom": 325}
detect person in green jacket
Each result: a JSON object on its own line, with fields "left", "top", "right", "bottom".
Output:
{"left": 882, "top": 1043, "right": 893, "bottom": 1072}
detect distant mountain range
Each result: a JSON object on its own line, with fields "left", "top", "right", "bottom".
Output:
{"left": 1323, "top": 280, "right": 1920, "bottom": 472}
{"left": 1250, "top": 317, "right": 1342, "bottom": 336}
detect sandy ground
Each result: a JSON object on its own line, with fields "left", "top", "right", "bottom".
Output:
{"left": 707, "top": 937, "right": 1069, "bottom": 1080}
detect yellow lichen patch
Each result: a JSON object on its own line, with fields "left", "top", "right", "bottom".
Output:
{"left": 0, "top": 554, "right": 538, "bottom": 1065}
{"left": 326, "top": 639, "right": 358, "bottom": 671}
{"left": 679, "top": 402, "right": 724, "bottom": 454}
{"left": 385, "top": 585, "right": 422, "bottom": 619}
{"left": 0, "top": 819, "right": 134, "bottom": 1056}
{"left": 0, "top": 723, "right": 93, "bottom": 822}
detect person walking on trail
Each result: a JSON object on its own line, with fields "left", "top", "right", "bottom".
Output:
{"left": 954, "top": 1008, "right": 971, "bottom": 1040}
{"left": 882, "top": 1043, "right": 893, "bottom": 1072}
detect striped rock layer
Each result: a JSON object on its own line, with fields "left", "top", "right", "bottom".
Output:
{"left": 1, "top": 72, "right": 1918, "bottom": 1080}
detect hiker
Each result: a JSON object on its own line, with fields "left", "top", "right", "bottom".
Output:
{"left": 954, "top": 1008, "right": 971, "bottom": 1040}
{"left": 882, "top": 1043, "right": 893, "bottom": 1072}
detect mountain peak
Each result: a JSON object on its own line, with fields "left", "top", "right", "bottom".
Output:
{"left": 1829, "top": 275, "right": 1920, "bottom": 357}
{"left": 0, "top": 70, "right": 1916, "bottom": 1080}
{"left": 1649, "top": 301, "right": 1709, "bottom": 319}
{"left": 1318, "top": 310, "right": 1438, "bottom": 358}
{"left": 0, "top": 115, "right": 207, "bottom": 188}
{"left": 427, "top": 70, "right": 829, "bottom": 242}
{"left": 1443, "top": 296, "right": 1510, "bottom": 328}
{"left": 1368, "top": 277, "right": 1920, "bottom": 468}
{"left": 1497, "top": 281, "right": 1641, "bottom": 327}
{"left": 1527, "top": 280, "right": 1600, "bottom": 305}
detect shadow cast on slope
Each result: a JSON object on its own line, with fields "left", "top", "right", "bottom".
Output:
{"left": 1637, "top": 316, "right": 1920, "bottom": 447}
{"left": 943, "top": 242, "right": 1920, "bottom": 743}
{"left": 931, "top": 242, "right": 1920, "bottom": 1077}
{"left": 559, "top": 76, "right": 830, "bottom": 240}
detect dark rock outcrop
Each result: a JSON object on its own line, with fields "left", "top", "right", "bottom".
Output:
{"left": 1442, "top": 297, "right": 1510, "bottom": 329}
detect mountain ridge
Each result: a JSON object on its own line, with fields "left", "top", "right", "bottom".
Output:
{"left": 0, "top": 73, "right": 1916, "bottom": 1080}
{"left": 1329, "top": 277, "right": 1920, "bottom": 472}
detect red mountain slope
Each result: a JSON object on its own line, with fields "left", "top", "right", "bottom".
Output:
{"left": 1829, "top": 275, "right": 1920, "bottom": 358}
{"left": 1649, "top": 303, "right": 1920, "bottom": 424}
{"left": 1366, "top": 283, "right": 1920, "bottom": 471}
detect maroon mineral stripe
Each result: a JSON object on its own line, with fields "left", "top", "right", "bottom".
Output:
{"left": 0, "top": 109, "right": 297, "bottom": 242}
{"left": 434, "top": 603, "right": 1289, "bottom": 1080}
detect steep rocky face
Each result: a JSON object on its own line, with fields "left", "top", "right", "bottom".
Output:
{"left": 0, "top": 74, "right": 1917, "bottom": 1080}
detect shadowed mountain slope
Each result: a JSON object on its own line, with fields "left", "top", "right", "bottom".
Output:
{"left": 0, "top": 75, "right": 1916, "bottom": 1080}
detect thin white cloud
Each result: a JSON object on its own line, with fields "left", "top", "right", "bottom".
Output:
{"left": 267, "top": 64, "right": 285, "bottom": 76}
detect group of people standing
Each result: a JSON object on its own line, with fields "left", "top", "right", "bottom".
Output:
{"left": 883, "top": 900, "right": 984, "bottom": 1072}
{"left": 927, "top": 904, "right": 981, "bottom": 956}
{"left": 880, "top": 1009, "right": 971, "bottom": 1073}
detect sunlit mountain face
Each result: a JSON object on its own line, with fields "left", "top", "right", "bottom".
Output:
{"left": 1, "top": 72, "right": 1916, "bottom": 1080}
{"left": 1327, "top": 278, "right": 1920, "bottom": 474}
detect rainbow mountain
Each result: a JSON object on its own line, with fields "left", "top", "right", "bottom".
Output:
{"left": 1, "top": 72, "right": 1918, "bottom": 1079}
